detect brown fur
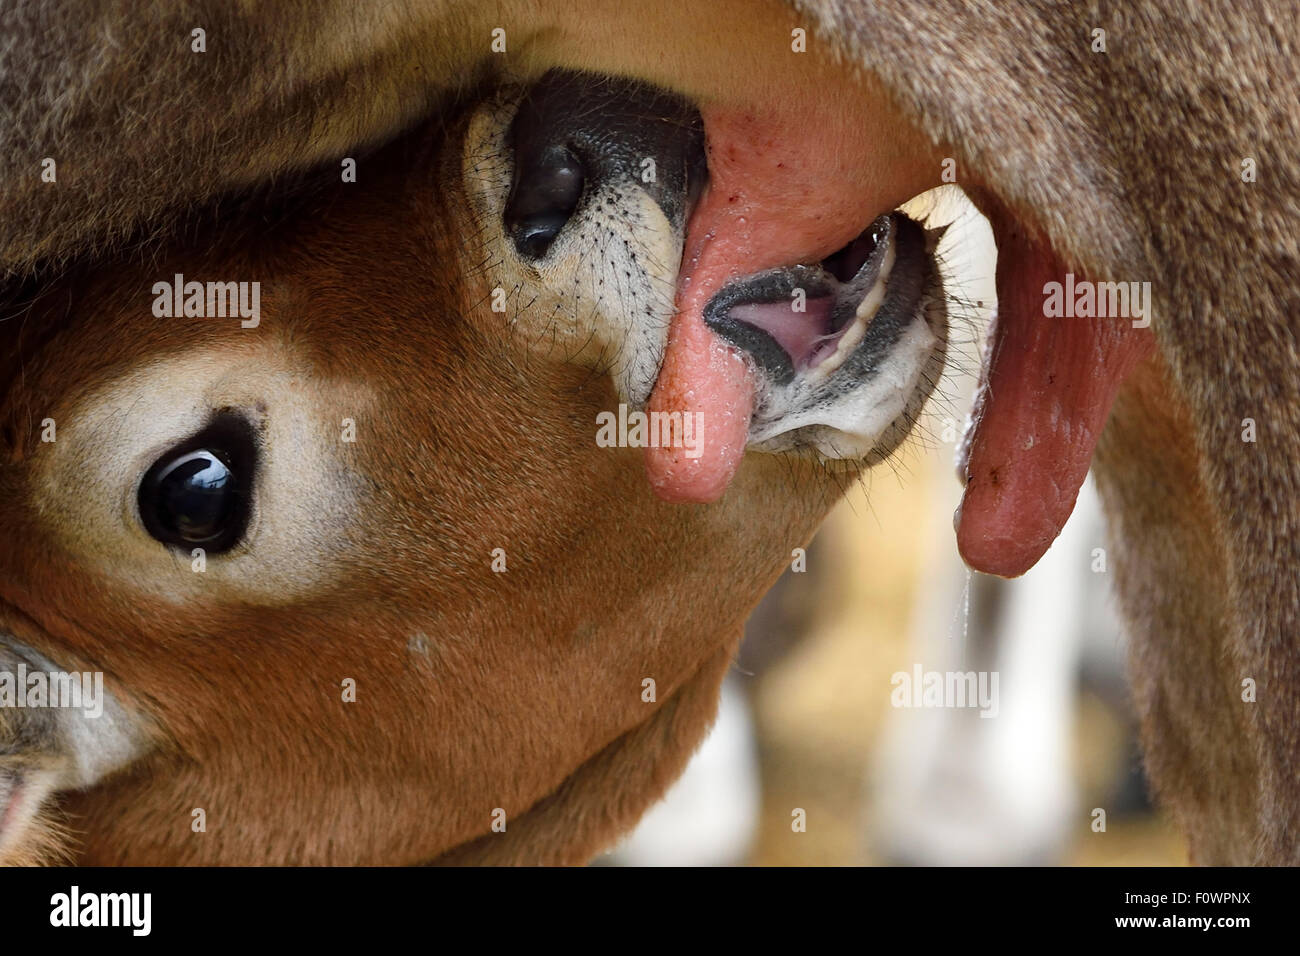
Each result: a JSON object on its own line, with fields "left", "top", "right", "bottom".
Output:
{"left": 0, "top": 0, "right": 1296, "bottom": 863}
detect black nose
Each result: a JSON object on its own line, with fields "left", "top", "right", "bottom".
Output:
{"left": 504, "top": 70, "right": 707, "bottom": 261}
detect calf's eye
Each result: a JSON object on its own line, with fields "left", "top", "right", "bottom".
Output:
{"left": 138, "top": 416, "right": 255, "bottom": 553}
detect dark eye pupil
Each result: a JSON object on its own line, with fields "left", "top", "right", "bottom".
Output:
{"left": 139, "top": 417, "right": 254, "bottom": 553}
{"left": 151, "top": 451, "right": 234, "bottom": 540}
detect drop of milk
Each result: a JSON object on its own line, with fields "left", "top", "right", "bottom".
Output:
{"left": 951, "top": 567, "right": 972, "bottom": 658}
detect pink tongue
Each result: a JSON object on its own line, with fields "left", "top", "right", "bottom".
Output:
{"left": 955, "top": 219, "right": 1155, "bottom": 576}
{"left": 644, "top": 107, "right": 884, "bottom": 503}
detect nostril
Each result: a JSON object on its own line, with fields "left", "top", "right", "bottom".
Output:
{"left": 502, "top": 70, "right": 705, "bottom": 263}
{"left": 505, "top": 142, "right": 586, "bottom": 260}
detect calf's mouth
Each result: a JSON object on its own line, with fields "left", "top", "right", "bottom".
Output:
{"left": 493, "top": 66, "right": 1153, "bottom": 578}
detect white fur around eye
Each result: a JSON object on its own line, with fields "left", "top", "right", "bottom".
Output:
{"left": 34, "top": 343, "right": 375, "bottom": 605}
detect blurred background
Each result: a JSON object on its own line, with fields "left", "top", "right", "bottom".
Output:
{"left": 604, "top": 187, "right": 1187, "bottom": 866}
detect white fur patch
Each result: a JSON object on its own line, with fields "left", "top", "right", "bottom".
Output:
{"left": 32, "top": 343, "right": 373, "bottom": 605}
